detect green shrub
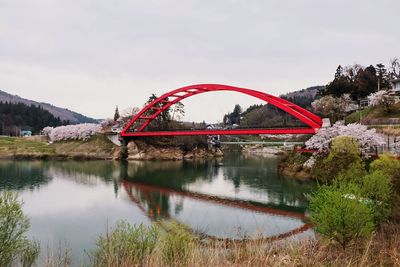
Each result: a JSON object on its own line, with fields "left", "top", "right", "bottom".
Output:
{"left": 370, "top": 154, "right": 400, "bottom": 189}
{"left": 310, "top": 184, "right": 375, "bottom": 248}
{"left": 360, "top": 170, "right": 392, "bottom": 222}
{"left": 360, "top": 171, "right": 392, "bottom": 204}
{"left": 90, "top": 221, "right": 160, "bottom": 266}
{"left": 334, "top": 160, "right": 367, "bottom": 185}
{"left": 285, "top": 151, "right": 309, "bottom": 165}
{"left": 312, "top": 136, "right": 363, "bottom": 183}
{"left": 332, "top": 160, "right": 393, "bottom": 224}
{"left": 0, "top": 191, "right": 40, "bottom": 267}
{"left": 161, "top": 221, "right": 194, "bottom": 267}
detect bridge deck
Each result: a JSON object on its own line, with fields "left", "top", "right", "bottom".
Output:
{"left": 121, "top": 127, "right": 317, "bottom": 137}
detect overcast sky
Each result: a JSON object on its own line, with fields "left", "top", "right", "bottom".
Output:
{"left": 0, "top": 0, "right": 399, "bottom": 122}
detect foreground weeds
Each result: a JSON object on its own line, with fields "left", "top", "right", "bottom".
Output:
{"left": 41, "top": 221, "right": 400, "bottom": 267}
{"left": 89, "top": 221, "right": 160, "bottom": 267}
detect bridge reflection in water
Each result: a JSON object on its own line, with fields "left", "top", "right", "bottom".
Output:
{"left": 120, "top": 154, "right": 315, "bottom": 241}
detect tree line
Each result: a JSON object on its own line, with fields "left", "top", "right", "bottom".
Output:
{"left": 0, "top": 101, "right": 69, "bottom": 136}
{"left": 222, "top": 86, "right": 321, "bottom": 128}
{"left": 222, "top": 57, "right": 400, "bottom": 126}
{"left": 320, "top": 58, "right": 400, "bottom": 100}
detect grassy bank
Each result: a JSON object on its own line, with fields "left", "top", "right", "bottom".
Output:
{"left": 0, "top": 135, "right": 116, "bottom": 160}
{"left": 345, "top": 102, "right": 400, "bottom": 124}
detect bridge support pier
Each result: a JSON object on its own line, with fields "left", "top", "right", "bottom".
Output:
{"left": 119, "top": 136, "right": 132, "bottom": 160}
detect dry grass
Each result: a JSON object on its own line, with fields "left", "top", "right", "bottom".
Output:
{"left": 177, "top": 223, "right": 399, "bottom": 267}
{"left": 41, "top": 222, "right": 400, "bottom": 267}
{"left": 0, "top": 135, "right": 115, "bottom": 159}
{"left": 51, "top": 135, "right": 115, "bottom": 159}
{"left": 0, "top": 136, "right": 55, "bottom": 158}
{"left": 375, "top": 126, "right": 400, "bottom": 136}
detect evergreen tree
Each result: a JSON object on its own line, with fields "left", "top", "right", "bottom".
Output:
{"left": 222, "top": 104, "right": 242, "bottom": 125}
{"left": 145, "top": 93, "right": 171, "bottom": 129}
{"left": 376, "top": 63, "right": 390, "bottom": 90}
{"left": 322, "top": 64, "right": 378, "bottom": 100}
{"left": 334, "top": 65, "right": 344, "bottom": 80}
{"left": 0, "top": 101, "right": 67, "bottom": 135}
{"left": 113, "top": 106, "right": 120, "bottom": 121}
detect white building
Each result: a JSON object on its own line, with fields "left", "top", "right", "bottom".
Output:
{"left": 391, "top": 78, "right": 400, "bottom": 92}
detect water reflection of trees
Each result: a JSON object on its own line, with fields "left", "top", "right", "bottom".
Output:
{"left": 121, "top": 180, "right": 313, "bottom": 241}
{"left": 0, "top": 161, "right": 52, "bottom": 190}
{"left": 220, "top": 153, "right": 315, "bottom": 208}
{"left": 123, "top": 183, "right": 178, "bottom": 220}
{"left": 122, "top": 160, "right": 218, "bottom": 191}
{"left": 0, "top": 160, "right": 125, "bottom": 193}
{"left": 44, "top": 161, "right": 121, "bottom": 183}
{"left": 123, "top": 155, "right": 314, "bottom": 210}
{"left": 0, "top": 155, "right": 315, "bottom": 212}
{"left": 122, "top": 180, "right": 307, "bottom": 220}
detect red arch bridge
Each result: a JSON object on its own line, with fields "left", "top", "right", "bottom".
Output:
{"left": 120, "top": 84, "right": 322, "bottom": 141}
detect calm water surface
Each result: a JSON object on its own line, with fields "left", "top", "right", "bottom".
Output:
{"left": 0, "top": 153, "right": 315, "bottom": 264}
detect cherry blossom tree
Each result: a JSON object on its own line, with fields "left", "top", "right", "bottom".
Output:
{"left": 100, "top": 118, "right": 115, "bottom": 129}
{"left": 303, "top": 156, "right": 316, "bottom": 169}
{"left": 42, "top": 126, "right": 54, "bottom": 136}
{"left": 392, "top": 139, "right": 400, "bottom": 155}
{"left": 311, "top": 94, "right": 354, "bottom": 120}
{"left": 367, "top": 90, "right": 397, "bottom": 113}
{"left": 303, "top": 122, "right": 385, "bottom": 168}
{"left": 43, "top": 123, "right": 102, "bottom": 142}
{"left": 305, "top": 122, "right": 385, "bottom": 157}
{"left": 117, "top": 107, "right": 140, "bottom": 128}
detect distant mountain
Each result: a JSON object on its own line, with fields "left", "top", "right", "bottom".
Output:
{"left": 0, "top": 90, "right": 97, "bottom": 124}
{"left": 282, "top": 85, "right": 323, "bottom": 100}
{"left": 232, "top": 85, "right": 325, "bottom": 128}
{"left": 280, "top": 85, "right": 324, "bottom": 108}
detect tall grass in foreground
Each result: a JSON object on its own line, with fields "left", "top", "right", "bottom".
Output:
{"left": 89, "top": 221, "right": 160, "bottom": 267}
{"left": 0, "top": 191, "right": 40, "bottom": 267}
{"left": 160, "top": 221, "right": 194, "bottom": 267}
{"left": 68, "top": 220, "right": 399, "bottom": 267}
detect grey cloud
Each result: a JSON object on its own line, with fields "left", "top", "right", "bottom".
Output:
{"left": 0, "top": 0, "right": 399, "bottom": 121}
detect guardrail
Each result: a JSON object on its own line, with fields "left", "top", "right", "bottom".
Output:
{"left": 219, "top": 141, "right": 304, "bottom": 145}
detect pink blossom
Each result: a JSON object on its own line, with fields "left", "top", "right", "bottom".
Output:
{"left": 305, "top": 122, "right": 385, "bottom": 157}
{"left": 43, "top": 123, "right": 102, "bottom": 142}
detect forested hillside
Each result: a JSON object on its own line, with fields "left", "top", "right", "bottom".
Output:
{"left": 0, "top": 102, "right": 68, "bottom": 135}
{"left": 281, "top": 85, "right": 323, "bottom": 108}
{"left": 0, "top": 89, "right": 97, "bottom": 124}
{"left": 223, "top": 86, "right": 323, "bottom": 128}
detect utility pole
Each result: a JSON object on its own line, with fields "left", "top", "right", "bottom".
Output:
{"left": 378, "top": 78, "right": 381, "bottom": 91}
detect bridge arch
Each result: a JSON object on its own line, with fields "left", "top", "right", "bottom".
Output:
{"left": 120, "top": 84, "right": 322, "bottom": 138}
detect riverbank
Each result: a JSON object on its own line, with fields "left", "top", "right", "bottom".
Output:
{"left": 241, "top": 144, "right": 285, "bottom": 155}
{"left": 0, "top": 135, "right": 115, "bottom": 160}
{"left": 278, "top": 151, "right": 313, "bottom": 180}
{"left": 0, "top": 135, "right": 223, "bottom": 160}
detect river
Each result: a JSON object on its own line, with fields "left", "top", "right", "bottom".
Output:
{"left": 0, "top": 152, "right": 315, "bottom": 264}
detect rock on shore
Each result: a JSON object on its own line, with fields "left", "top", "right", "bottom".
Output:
{"left": 125, "top": 140, "right": 223, "bottom": 160}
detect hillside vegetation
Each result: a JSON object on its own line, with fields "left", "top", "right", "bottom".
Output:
{"left": 222, "top": 86, "right": 323, "bottom": 128}
{"left": 0, "top": 89, "right": 97, "bottom": 124}
{"left": 0, "top": 101, "right": 69, "bottom": 135}
{"left": 0, "top": 135, "right": 115, "bottom": 159}
{"left": 345, "top": 102, "right": 400, "bottom": 124}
